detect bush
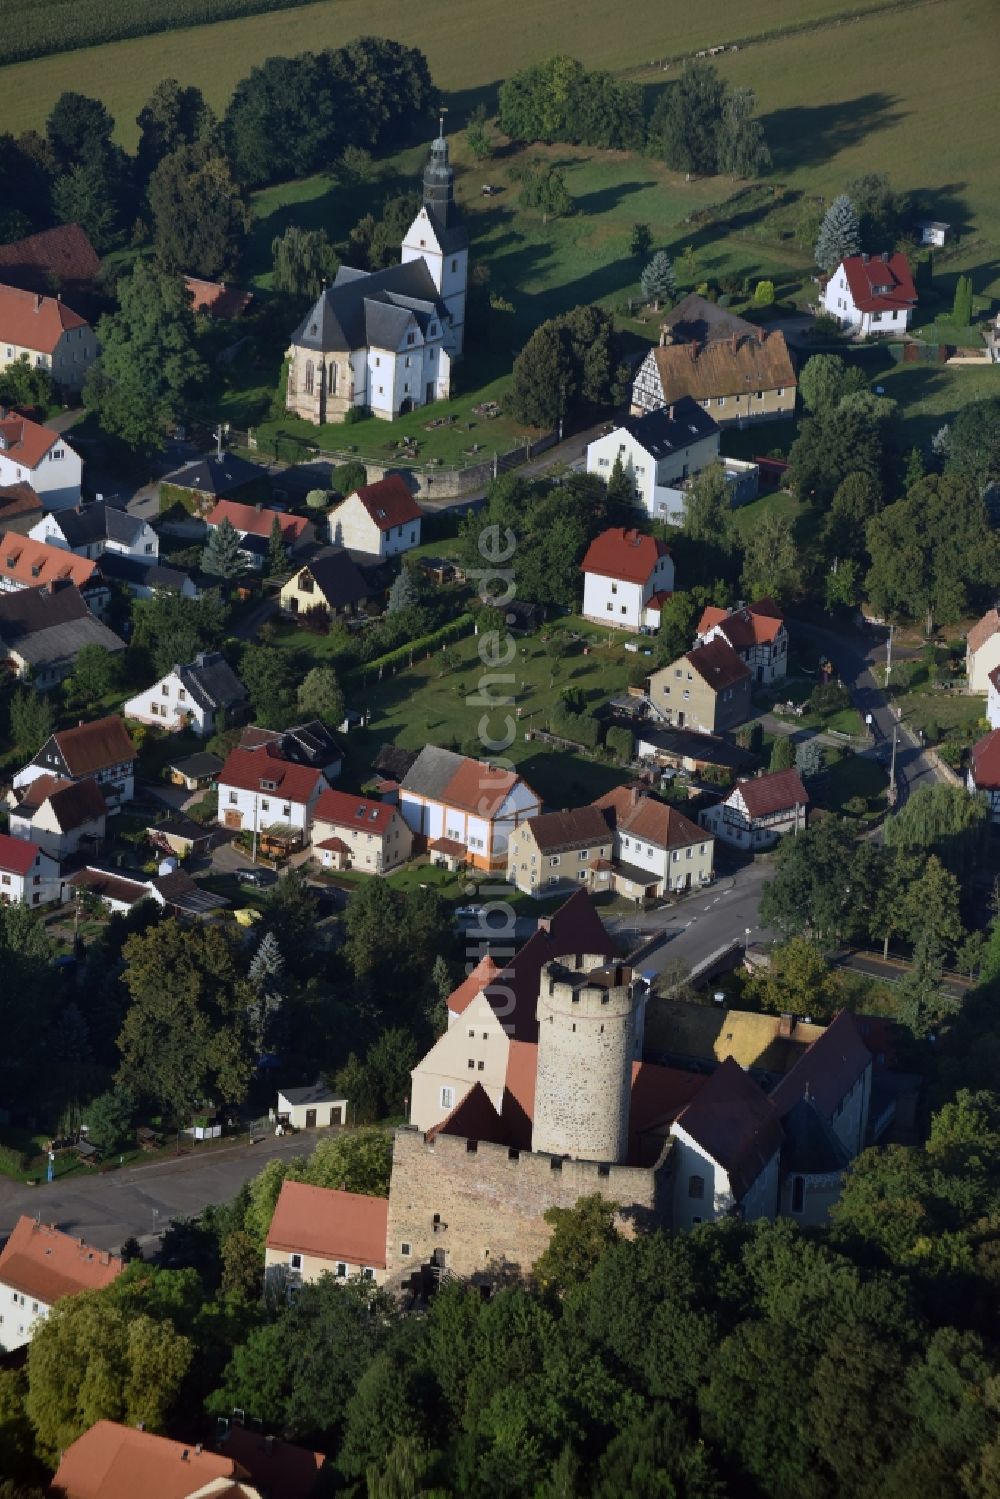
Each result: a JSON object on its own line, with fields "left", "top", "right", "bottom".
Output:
{"left": 0, "top": 1141, "right": 30, "bottom": 1175}
{"left": 605, "top": 726, "right": 634, "bottom": 763}
{"left": 753, "top": 280, "right": 776, "bottom": 306}
{"left": 305, "top": 488, "right": 329, "bottom": 510}
{"left": 343, "top": 406, "right": 372, "bottom": 426}
{"left": 809, "top": 681, "right": 851, "bottom": 716}
{"left": 331, "top": 460, "right": 367, "bottom": 496}
{"left": 627, "top": 660, "right": 649, "bottom": 688}
{"left": 922, "top": 719, "right": 940, "bottom": 745}
{"left": 550, "top": 705, "right": 601, "bottom": 748}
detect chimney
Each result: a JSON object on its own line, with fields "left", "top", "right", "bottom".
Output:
{"left": 181, "top": 1450, "right": 190, "bottom": 1463}
{"left": 660, "top": 326, "right": 673, "bottom": 347}
{"left": 34, "top": 294, "right": 42, "bottom": 312}
{"left": 629, "top": 784, "right": 642, "bottom": 808}
{"left": 668, "top": 404, "right": 675, "bottom": 421}
{"left": 861, "top": 252, "right": 870, "bottom": 264}
{"left": 778, "top": 1012, "right": 793, "bottom": 1038}
{"left": 881, "top": 250, "right": 890, "bottom": 262}
{"left": 195, "top": 1444, "right": 203, "bottom": 1455}
{"left": 536, "top": 916, "right": 552, "bottom": 935}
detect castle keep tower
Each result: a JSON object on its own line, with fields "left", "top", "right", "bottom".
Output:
{"left": 532, "top": 955, "right": 645, "bottom": 1164}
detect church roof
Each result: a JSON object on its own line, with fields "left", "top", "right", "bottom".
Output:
{"left": 422, "top": 204, "right": 469, "bottom": 255}
{"left": 291, "top": 261, "right": 448, "bottom": 354}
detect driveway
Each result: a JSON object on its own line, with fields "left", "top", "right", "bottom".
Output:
{"left": 0, "top": 1131, "right": 311, "bottom": 1253}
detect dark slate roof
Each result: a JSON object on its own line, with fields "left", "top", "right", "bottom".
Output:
{"left": 770, "top": 1011, "right": 872, "bottom": 1123}
{"left": 303, "top": 547, "right": 369, "bottom": 609}
{"left": 279, "top": 1081, "right": 347, "bottom": 1107}
{"left": 167, "top": 452, "right": 268, "bottom": 497}
{"left": 97, "top": 553, "right": 192, "bottom": 593}
{"left": 0, "top": 580, "right": 124, "bottom": 662}
{"left": 615, "top": 397, "right": 720, "bottom": 457}
{"left": 54, "top": 502, "right": 144, "bottom": 551}
{"left": 292, "top": 261, "right": 448, "bottom": 354}
{"left": 424, "top": 204, "right": 469, "bottom": 256}
{"left": 780, "top": 1098, "right": 850, "bottom": 1175}
{"left": 660, "top": 292, "right": 759, "bottom": 346}
{"left": 373, "top": 744, "right": 419, "bottom": 781}
{"left": 167, "top": 752, "right": 223, "bottom": 779}
{"left": 176, "top": 652, "right": 247, "bottom": 714}
{"left": 401, "top": 744, "right": 466, "bottom": 802}
{"left": 673, "top": 1056, "right": 784, "bottom": 1200}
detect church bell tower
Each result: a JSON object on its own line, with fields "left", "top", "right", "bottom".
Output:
{"left": 400, "top": 119, "right": 469, "bottom": 358}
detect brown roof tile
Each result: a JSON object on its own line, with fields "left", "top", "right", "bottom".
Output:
{"left": 353, "top": 474, "right": 422, "bottom": 530}
{"left": 483, "top": 887, "right": 617, "bottom": 1041}
{"left": 0, "top": 481, "right": 43, "bottom": 525}
{"left": 581, "top": 527, "right": 670, "bottom": 584}
{"left": 621, "top": 795, "right": 705, "bottom": 848}
{"left": 967, "top": 608, "right": 1000, "bottom": 657}
{"left": 0, "top": 281, "right": 88, "bottom": 355}
{"left": 266, "top": 1180, "right": 388, "bottom": 1267}
{"left": 442, "top": 757, "right": 520, "bottom": 819}
{"left": 54, "top": 714, "right": 136, "bottom": 777}
{"left": 524, "top": 805, "right": 612, "bottom": 854}
{"left": 52, "top": 1421, "right": 246, "bottom": 1499}
{"left": 0, "top": 411, "right": 60, "bottom": 470}
{"left": 686, "top": 637, "right": 752, "bottom": 692}
{"left": 215, "top": 1425, "right": 326, "bottom": 1499}
{"left": 970, "top": 729, "right": 1000, "bottom": 790}
{"left": 313, "top": 787, "right": 399, "bottom": 837}
{"left": 673, "top": 1056, "right": 784, "bottom": 1199}
{"left": 446, "top": 954, "right": 503, "bottom": 1016}
{"left": 651, "top": 329, "right": 796, "bottom": 403}
{"left": 0, "top": 224, "right": 100, "bottom": 297}
{"left": 735, "top": 768, "right": 808, "bottom": 820}
{"left": 0, "top": 1216, "right": 122, "bottom": 1305}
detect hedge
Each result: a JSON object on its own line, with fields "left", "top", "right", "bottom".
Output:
{"left": 0, "top": 0, "right": 321, "bottom": 66}
{"left": 606, "top": 725, "right": 634, "bottom": 763}
{"left": 549, "top": 705, "right": 601, "bottom": 749}
{"left": 356, "top": 614, "right": 473, "bottom": 680}
{"left": 0, "top": 1141, "right": 31, "bottom": 1175}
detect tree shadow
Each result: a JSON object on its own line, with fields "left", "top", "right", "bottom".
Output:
{"left": 761, "top": 93, "right": 906, "bottom": 171}
{"left": 571, "top": 180, "right": 659, "bottom": 216}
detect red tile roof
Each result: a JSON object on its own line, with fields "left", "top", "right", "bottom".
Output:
{"left": 970, "top": 729, "right": 1000, "bottom": 790}
{"left": 673, "top": 1056, "right": 784, "bottom": 1199}
{"left": 0, "top": 411, "right": 60, "bottom": 470}
{"left": 770, "top": 1011, "right": 872, "bottom": 1121}
{"left": 698, "top": 597, "right": 784, "bottom": 649}
{"left": 0, "top": 481, "right": 43, "bottom": 524}
{"left": 840, "top": 252, "right": 917, "bottom": 314}
{"left": 183, "top": 276, "right": 254, "bottom": 319}
{"left": 0, "top": 224, "right": 100, "bottom": 296}
{"left": 266, "top": 1180, "right": 389, "bottom": 1268}
{"left": 483, "top": 887, "right": 617, "bottom": 1041}
{"left": 0, "top": 281, "right": 88, "bottom": 355}
{"left": 629, "top": 1060, "right": 706, "bottom": 1165}
{"left": 206, "top": 499, "right": 311, "bottom": 543}
{"left": 446, "top": 954, "right": 503, "bottom": 1016}
{"left": 0, "top": 530, "right": 97, "bottom": 590}
{"left": 0, "top": 1216, "right": 122, "bottom": 1305}
{"left": 215, "top": 1425, "right": 325, "bottom": 1499}
{"left": 735, "top": 768, "right": 808, "bottom": 820}
{"left": 581, "top": 527, "right": 670, "bottom": 585}
{"left": 0, "top": 830, "right": 44, "bottom": 875}
{"left": 219, "top": 746, "right": 324, "bottom": 804}
{"left": 686, "top": 637, "right": 751, "bottom": 691}
{"left": 67, "top": 867, "right": 153, "bottom": 907}
{"left": 15, "top": 773, "right": 107, "bottom": 830}
{"left": 620, "top": 793, "right": 705, "bottom": 849}
{"left": 353, "top": 474, "right": 422, "bottom": 530}
{"left": 968, "top": 608, "right": 1000, "bottom": 657}
{"left": 54, "top": 714, "right": 136, "bottom": 776}
{"left": 52, "top": 1421, "right": 247, "bottom": 1499}
{"left": 443, "top": 757, "right": 519, "bottom": 819}
{"left": 313, "top": 787, "right": 398, "bottom": 836}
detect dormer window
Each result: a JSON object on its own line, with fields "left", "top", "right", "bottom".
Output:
{"left": 406, "top": 333, "right": 415, "bottom": 346}
{"left": 260, "top": 778, "right": 276, "bottom": 792}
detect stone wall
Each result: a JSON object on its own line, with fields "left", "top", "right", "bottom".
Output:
{"left": 384, "top": 1126, "right": 671, "bottom": 1287}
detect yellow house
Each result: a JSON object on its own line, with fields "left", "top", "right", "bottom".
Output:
{"left": 279, "top": 547, "right": 369, "bottom": 620}
{"left": 264, "top": 1179, "right": 389, "bottom": 1289}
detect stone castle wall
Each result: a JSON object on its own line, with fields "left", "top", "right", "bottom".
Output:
{"left": 384, "top": 1126, "right": 671, "bottom": 1287}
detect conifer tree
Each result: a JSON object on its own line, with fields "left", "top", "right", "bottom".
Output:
{"left": 640, "top": 251, "right": 677, "bottom": 311}
{"left": 387, "top": 566, "right": 418, "bottom": 615}
{"left": 814, "top": 195, "right": 861, "bottom": 272}
{"left": 265, "top": 516, "right": 287, "bottom": 576}
{"left": 202, "top": 516, "right": 245, "bottom": 580}
{"left": 248, "top": 931, "right": 285, "bottom": 1052}
{"left": 951, "top": 274, "right": 973, "bottom": 328}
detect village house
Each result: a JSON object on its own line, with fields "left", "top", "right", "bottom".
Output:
{"left": 398, "top": 745, "right": 541, "bottom": 872}
{"left": 696, "top": 597, "right": 788, "bottom": 684}
{"left": 165, "top": 451, "right": 271, "bottom": 512}
{"left": 286, "top": 131, "right": 467, "bottom": 424}
{"left": 14, "top": 714, "right": 136, "bottom": 809}
{"left": 647, "top": 638, "right": 752, "bottom": 734}
{"left": 279, "top": 547, "right": 369, "bottom": 620}
{"left": 0, "top": 282, "right": 98, "bottom": 390}
{"left": 0, "top": 579, "right": 124, "bottom": 686}
{"left": 30, "top": 501, "right": 158, "bottom": 561}
{"left": 51, "top": 1422, "right": 261, "bottom": 1499}
{"left": 580, "top": 527, "right": 675, "bottom": 633}
{"left": 328, "top": 473, "right": 422, "bottom": 559}
{"left": 0, "top": 830, "right": 60, "bottom": 906}
{"left": 165, "top": 751, "right": 223, "bottom": 792}
{"left": 0, "top": 481, "right": 43, "bottom": 535}
{"left": 631, "top": 327, "right": 796, "bottom": 427}
{"left": 966, "top": 607, "right": 1000, "bottom": 695}
{"left": 506, "top": 806, "right": 614, "bottom": 896}
{"left": 585, "top": 399, "right": 720, "bottom": 523}
{"left": 593, "top": 783, "right": 715, "bottom": 899}
{"left": 0, "top": 530, "right": 104, "bottom": 608}
{"left": 265, "top": 1180, "right": 389, "bottom": 1290}
{"left": 0, "top": 410, "right": 82, "bottom": 510}
{"left": 217, "top": 744, "right": 326, "bottom": 854}
{"left": 0, "top": 223, "right": 100, "bottom": 307}
{"left": 275, "top": 1082, "right": 348, "bottom": 1131}
{"left": 239, "top": 722, "right": 343, "bottom": 780}
{"left": 968, "top": 730, "right": 1000, "bottom": 822}
{"left": 6, "top": 774, "right": 106, "bottom": 863}
{"left": 184, "top": 275, "right": 255, "bottom": 319}
{"left": 989, "top": 666, "right": 1000, "bottom": 730}
{"left": 311, "top": 787, "right": 413, "bottom": 872}
{"left": 124, "top": 652, "right": 248, "bottom": 738}
{"left": 66, "top": 864, "right": 228, "bottom": 921}
{"left": 0, "top": 1217, "right": 122, "bottom": 1351}
{"left": 205, "top": 498, "right": 314, "bottom": 569}
{"left": 700, "top": 767, "right": 809, "bottom": 849}
{"left": 96, "top": 552, "right": 200, "bottom": 602}
{"left": 821, "top": 251, "right": 917, "bottom": 336}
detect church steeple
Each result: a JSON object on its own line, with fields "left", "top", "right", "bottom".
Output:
{"left": 422, "top": 118, "right": 457, "bottom": 227}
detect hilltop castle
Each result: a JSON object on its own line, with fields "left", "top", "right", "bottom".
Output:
{"left": 285, "top": 128, "right": 468, "bottom": 425}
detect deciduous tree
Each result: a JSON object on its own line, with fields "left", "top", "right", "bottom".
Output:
{"left": 296, "top": 664, "right": 344, "bottom": 725}
{"left": 740, "top": 510, "right": 801, "bottom": 602}
{"left": 149, "top": 142, "right": 250, "bottom": 280}
{"left": 271, "top": 224, "right": 338, "bottom": 301}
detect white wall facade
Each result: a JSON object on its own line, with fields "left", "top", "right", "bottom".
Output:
{"left": 669, "top": 1121, "right": 778, "bottom": 1230}
{"left": 700, "top": 788, "right": 806, "bottom": 850}
{"left": 328, "top": 493, "right": 421, "bottom": 559}
{"left": 217, "top": 781, "right": 319, "bottom": 837}
{"left": 402, "top": 207, "right": 468, "bottom": 357}
{"left": 0, "top": 439, "right": 82, "bottom": 511}
{"left": 615, "top": 828, "right": 714, "bottom": 893}
{"left": 8, "top": 801, "right": 105, "bottom": 862}
{"left": 0, "top": 324, "right": 98, "bottom": 393}
{"left": 989, "top": 676, "right": 1000, "bottom": 730}
{"left": 410, "top": 991, "right": 510, "bottom": 1132}
{"left": 365, "top": 312, "right": 451, "bottom": 421}
{"left": 821, "top": 265, "right": 913, "bottom": 336}
{"left": 968, "top": 634, "right": 1000, "bottom": 695}
{"left": 30, "top": 512, "right": 158, "bottom": 562}
{"left": 587, "top": 425, "right": 720, "bottom": 519}
{"left": 0, "top": 846, "right": 60, "bottom": 907}
{"left": 124, "top": 671, "right": 213, "bottom": 737}
{"left": 583, "top": 573, "right": 646, "bottom": 630}
{"left": 311, "top": 808, "right": 413, "bottom": 872}
{"left": 0, "top": 1283, "right": 52, "bottom": 1350}
{"left": 399, "top": 780, "right": 540, "bottom": 869}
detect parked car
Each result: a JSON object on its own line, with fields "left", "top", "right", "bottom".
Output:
{"left": 238, "top": 867, "right": 276, "bottom": 888}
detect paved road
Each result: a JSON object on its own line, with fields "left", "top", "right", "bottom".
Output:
{"left": 608, "top": 860, "right": 774, "bottom": 980}
{"left": 0, "top": 1132, "right": 312, "bottom": 1254}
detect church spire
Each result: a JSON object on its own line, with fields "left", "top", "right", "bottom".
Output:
{"left": 422, "top": 117, "right": 457, "bottom": 227}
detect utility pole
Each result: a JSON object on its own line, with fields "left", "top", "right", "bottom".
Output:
{"left": 885, "top": 621, "right": 894, "bottom": 688}
{"left": 888, "top": 722, "right": 899, "bottom": 803}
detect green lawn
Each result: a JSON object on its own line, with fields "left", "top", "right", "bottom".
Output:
{"left": 871, "top": 362, "right": 1000, "bottom": 451}
{"left": 894, "top": 689, "right": 988, "bottom": 741}
{"left": 819, "top": 751, "right": 888, "bottom": 820}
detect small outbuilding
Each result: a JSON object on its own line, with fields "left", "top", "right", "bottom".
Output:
{"left": 275, "top": 1082, "right": 349, "bottom": 1130}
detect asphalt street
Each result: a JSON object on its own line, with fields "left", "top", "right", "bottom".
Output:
{"left": 608, "top": 861, "right": 775, "bottom": 979}
{"left": 0, "top": 1132, "right": 310, "bottom": 1253}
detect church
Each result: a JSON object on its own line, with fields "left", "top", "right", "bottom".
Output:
{"left": 285, "top": 127, "right": 468, "bottom": 425}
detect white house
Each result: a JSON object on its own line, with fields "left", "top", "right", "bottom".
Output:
{"left": 399, "top": 745, "right": 540, "bottom": 873}
{"left": 311, "top": 787, "right": 413, "bottom": 873}
{"left": 0, "top": 1217, "right": 122, "bottom": 1351}
{"left": 695, "top": 598, "right": 788, "bottom": 685}
{"left": 6, "top": 774, "right": 106, "bottom": 863}
{"left": 966, "top": 608, "right": 1000, "bottom": 695}
{"left": 700, "top": 768, "right": 809, "bottom": 850}
{"left": 821, "top": 252, "right": 917, "bottom": 336}
{"left": 669, "top": 1059, "right": 784, "bottom": 1230}
{"left": 275, "top": 1083, "right": 348, "bottom": 1131}
{"left": 592, "top": 783, "right": 714, "bottom": 899}
{"left": 0, "top": 412, "right": 82, "bottom": 510}
{"left": 968, "top": 731, "right": 1000, "bottom": 823}
{"left": 580, "top": 527, "right": 674, "bottom": 633}
{"left": 14, "top": 715, "right": 136, "bottom": 810}
{"left": 586, "top": 399, "right": 720, "bottom": 522}
{"left": 0, "top": 283, "right": 98, "bottom": 391}
{"left": 328, "top": 474, "right": 422, "bottom": 559}
{"left": 0, "top": 831, "right": 60, "bottom": 906}
{"left": 989, "top": 666, "right": 1000, "bottom": 730}
{"left": 124, "top": 652, "right": 248, "bottom": 738}
{"left": 285, "top": 131, "right": 467, "bottom": 425}
{"left": 217, "top": 744, "right": 326, "bottom": 852}
{"left": 30, "top": 502, "right": 158, "bottom": 561}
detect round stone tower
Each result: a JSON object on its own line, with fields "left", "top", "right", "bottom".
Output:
{"left": 531, "top": 954, "right": 644, "bottom": 1164}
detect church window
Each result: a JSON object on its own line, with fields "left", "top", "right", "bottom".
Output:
{"left": 304, "top": 360, "right": 314, "bottom": 396}
{"left": 451, "top": 259, "right": 457, "bottom": 272}
{"left": 407, "top": 333, "right": 415, "bottom": 346}
{"left": 329, "top": 363, "right": 338, "bottom": 394}
{"left": 688, "top": 1175, "right": 705, "bottom": 1200}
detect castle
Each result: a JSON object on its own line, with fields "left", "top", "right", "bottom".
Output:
{"left": 285, "top": 127, "right": 468, "bottom": 425}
